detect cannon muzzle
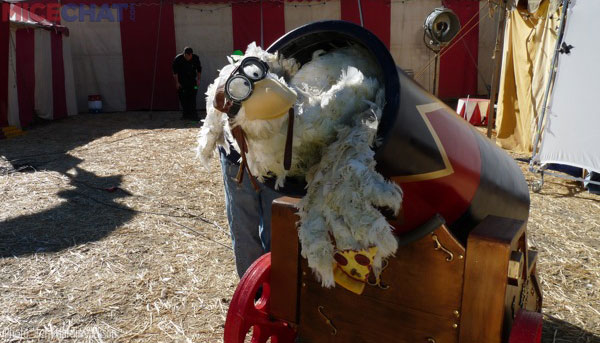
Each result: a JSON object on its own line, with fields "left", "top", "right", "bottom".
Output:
{"left": 268, "top": 20, "right": 529, "bottom": 244}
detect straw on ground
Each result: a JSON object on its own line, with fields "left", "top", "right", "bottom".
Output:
{"left": 0, "top": 112, "right": 598, "bottom": 342}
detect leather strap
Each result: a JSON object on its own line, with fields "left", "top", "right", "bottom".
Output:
{"left": 231, "top": 125, "right": 260, "bottom": 192}
{"left": 284, "top": 108, "right": 294, "bottom": 171}
{"left": 213, "top": 83, "right": 233, "bottom": 113}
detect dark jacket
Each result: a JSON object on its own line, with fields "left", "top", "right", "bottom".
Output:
{"left": 172, "top": 53, "right": 202, "bottom": 88}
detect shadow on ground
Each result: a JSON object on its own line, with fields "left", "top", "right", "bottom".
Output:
{"left": 543, "top": 315, "right": 600, "bottom": 343}
{"left": 0, "top": 111, "right": 200, "bottom": 257}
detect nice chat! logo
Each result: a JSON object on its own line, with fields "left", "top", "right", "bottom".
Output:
{"left": 2, "top": 0, "right": 136, "bottom": 22}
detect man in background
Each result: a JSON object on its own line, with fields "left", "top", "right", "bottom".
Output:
{"left": 172, "top": 47, "right": 202, "bottom": 121}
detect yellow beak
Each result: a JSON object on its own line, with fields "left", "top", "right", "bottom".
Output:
{"left": 242, "top": 78, "right": 297, "bottom": 120}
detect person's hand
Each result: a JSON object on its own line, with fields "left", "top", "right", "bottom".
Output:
{"left": 175, "top": 82, "right": 181, "bottom": 90}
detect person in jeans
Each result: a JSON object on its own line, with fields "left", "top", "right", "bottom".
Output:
{"left": 219, "top": 148, "right": 284, "bottom": 277}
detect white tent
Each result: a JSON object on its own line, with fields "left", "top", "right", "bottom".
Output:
{"left": 535, "top": 0, "right": 600, "bottom": 174}
{"left": 4, "top": 4, "right": 77, "bottom": 128}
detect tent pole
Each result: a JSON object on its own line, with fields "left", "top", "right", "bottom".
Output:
{"left": 530, "top": 0, "right": 570, "bottom": 170}
{"left": 433, "top": 54, "right": 438, "bottom": 96}
{"left": 486, "top": 0, "right": 508, "bottom": 138}
{"left": 149, "top": 0, "right": 163, "bottom": 117}
{"left": 260, "top": 0, "right": 264, "bottom": 47}
{"left": 357, "top": 0, "right": 364, "bottom": 27}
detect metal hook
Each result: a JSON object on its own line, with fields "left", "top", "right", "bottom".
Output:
{"left": 366, "top": 259, "right": 391, "bottom": 289}
{"left": 432, "top": 234, "right": 454, "bottom": 262}
{"left": 317, "top": 306, "right": 337, "bottom": 336}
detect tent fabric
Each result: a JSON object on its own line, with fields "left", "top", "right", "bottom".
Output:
{"left": 35, "top": 29, "right": 54, "bottom": 120}
{"left": 231, "top": 2, "right": 285, "bottom": 51}
{"left": 0, "top": 18, "right": 9, "bottom": 126}
{"left": 7, "top": 28, "right": 19, "bottom": 127}
{"left": 537, "top": 0, "right": 600, "bottom": 172}
{"left": 438, "top": 0, "right": 479, "bottom": 99}
{"left": 173, "top": 3, "right": 234, "bottom": 111}
{"left": 518, "top": 0, "right": 561, "bottom": 13}
{"left": 16, "top": 28, "right": 35, "bottom": 127}
{"left": 6, "top": 23, "right": 76, "bottom": 127}
{"left": 8, "top": 3, "right": 70, "bottom": 34}
{"left": 62, "top": 35, "right": 79, "bottom": 116}
{"left": 261, "top": 2, "right": 286, "bottom": 48}
{"left": 390, "top": 0, "right": 440, "bottom": 92}
{"left": 477, "top": 1, "right": 500, "bottom": 96}
{"left": 51, "top": 31, "right": 68, "bottom": 119}
{"left": 340, "top": 0, "right": 391, "bottom": 48}
{"left": 495, "top": 0, "right": 559, "bottom": 152}
{"left": 120, "top": 2, "right": 179, "bottom": 110}
{"left": 0, "top": 3, "right": 77, "bottom": 128}
{"left": 4, "top": 0, "right": 494, "bottom": 116}
{"left": 62, "top": 8, "right": 126, "bottom": 112}
{"left": 284, "top": 0, "right": 340, "bottom": 32}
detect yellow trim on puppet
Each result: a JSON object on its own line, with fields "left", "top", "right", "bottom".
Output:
{"left": 332, "top": 247, "right": 379, "bottom": 295}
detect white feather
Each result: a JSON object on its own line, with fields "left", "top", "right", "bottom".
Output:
{"left": 197, "top": 43, "right": 403, "bottom": 286}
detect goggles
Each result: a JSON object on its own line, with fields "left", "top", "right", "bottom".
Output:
{"left": 224, "top": 57, "right": 270, "bottom": 116}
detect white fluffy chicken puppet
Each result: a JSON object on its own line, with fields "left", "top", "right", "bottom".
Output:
{"left": 198, "top": 43, "right": 403, "bottom": 293}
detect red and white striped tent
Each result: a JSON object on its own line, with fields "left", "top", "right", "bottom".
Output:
{"left": 1, "top": 0, "right": 496, "bottom": 124}
{"left": 457, "top": 97, "right": 489, "bottom": 126}
{"left": 0, "top": 3, "right": 77, "bottom": 128}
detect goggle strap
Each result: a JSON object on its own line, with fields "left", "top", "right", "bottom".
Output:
{"left": 231, "top": 125, "right": 260, "bottom": 192}
{"left": 227, "top": 102, "right": 242, "bottom": 118}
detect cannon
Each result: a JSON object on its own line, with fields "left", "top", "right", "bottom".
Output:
{"left": 223, "top": 21, "right": 542, "bottom": 343}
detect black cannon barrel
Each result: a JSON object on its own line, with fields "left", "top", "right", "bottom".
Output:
{"left": 267, "top": 20, "right": 529, "bottom": 243}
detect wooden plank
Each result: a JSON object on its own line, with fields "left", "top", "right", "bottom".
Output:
{"left": 298, "top": 225, "right": 466, "bottom": 342}
{"left": 369, "top": 224, "right": 466, "bottom": 319}
{"left": 300, "top": 275, "right": 458, "bottom": 342}
{"left": 270, "top": 196, "right": 301, "bottom": 323}
{"left": 459, "top": 216, "right": 526, "bottom": 343}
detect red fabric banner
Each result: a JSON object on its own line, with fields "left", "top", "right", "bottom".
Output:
{"left": 232, "top": 3, "right": 261, "bottom": 51}
{"left": 232, "top": 1, "right": 285, "bottom": 51}
{"left": 340, "top": 0, "right": 390, "bottom": 48}
{"left": 51, "top": 31, "right": 68, "bottom": 119}
{"left": 438, "top": 0, "right": 479, "bottom": 99}
{"left": 120, "top": 2, "right": 178, "bottom": 110}
{"left": 262, "top": 1, "right": 285, "bottom": 48}
{"left": 16, "top": 28, "right": 35, "bottom": 127}
{"left": 0, "top": 14, "right": 9, "bottom": 126}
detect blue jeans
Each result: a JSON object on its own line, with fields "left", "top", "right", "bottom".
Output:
{"left": 220, "top": 151, "right": 283, "bottom": 278}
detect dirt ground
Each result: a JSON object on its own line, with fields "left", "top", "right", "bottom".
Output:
{"left": 0, "top": 111, "right": 598, "bottom": 342}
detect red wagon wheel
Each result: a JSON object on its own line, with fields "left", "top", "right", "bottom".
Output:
{"left": 508, "top": 309, "right": 543, "bottom": 343}
{"left": 224, "top": 253, "right": 296, "bottom": 343}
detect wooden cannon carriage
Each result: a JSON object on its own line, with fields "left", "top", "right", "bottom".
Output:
{"left": 225, "top": 198, "right": 542, "bottom": 343}
{"left": 223, "top": 21, "right": 543, "bottom": 343}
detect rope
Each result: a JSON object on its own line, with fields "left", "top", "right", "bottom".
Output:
{"left": 461, "top": 39, "right": 491, "bottom": 95}
{"left": 286, "top": 1, "right": 328, "bottom": 7}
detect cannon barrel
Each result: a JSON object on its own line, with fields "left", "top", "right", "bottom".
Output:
{"left": 267, "top": 20, "right": 529, "bottom": 244}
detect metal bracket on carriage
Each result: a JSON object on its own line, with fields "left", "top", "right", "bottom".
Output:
{"left": 395, "top": 213, "right": 446, "bottom": 246}
{"left": 394, "top": 213, "right": 463, "bottom": 263}
{"left": 432, "top": 234, "right": 455, "bottom": 262}
{"left": 317, "top": 306, "right": 337, "bottom": 336}
{"left": 332, "top": 214, "right": 448, "bottom": 295}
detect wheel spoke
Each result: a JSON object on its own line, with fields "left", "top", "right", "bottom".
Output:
{"left": 224, "top": 253, "right": 296, "bottom": 343}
